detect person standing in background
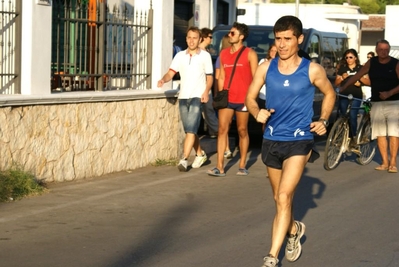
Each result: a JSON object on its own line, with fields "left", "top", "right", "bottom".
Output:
{"left": 214, "top": 34, "right": 234, "bottom": 159}
{"left": 366, "top": 51, "right": 375, "bottom": 61}
{"left": 335, "top": 49, "right": 370, "bottom": 147}
{"left": 173, "top": 37, "right": 182, "bottom": 58}
{"left": 172, "top": 37, "right": 183, "bottom": 81}
{"left": 361, "top": 51, "right": 376, "bottom": 99}
{"left": 340, "top": 39, "right": 399, "bottom": 173}
{"left": 258, "top": 44, "right": 278, "bottom": 112}
{"left": 158, "top": 27, "right": 213, "bottom": 172}
{"left": 207, "top": 22, "right": 258, "bottom": 177}
{"left": 199, "top": 28, "right": 219, "bottom": 138}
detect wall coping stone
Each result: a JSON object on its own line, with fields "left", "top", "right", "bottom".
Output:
{"left": 0, "top": 90, "right": 179, "bottom": 107}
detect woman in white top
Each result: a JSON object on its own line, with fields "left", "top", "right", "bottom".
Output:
{"left": 258, "top": 44, "right": 278, "bottom": 101}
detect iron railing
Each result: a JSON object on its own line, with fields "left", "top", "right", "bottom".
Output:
{"left": 0, "top": 0, "right": 21, "bottom": 94}
{"left": 51, "top": 0, "right": 153, "bottom": 91}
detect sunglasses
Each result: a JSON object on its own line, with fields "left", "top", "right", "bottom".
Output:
{"left": 228, "top": 31, "right": 236, "bottom": 37}
{"left": 345, "top": 56, "right": 354, "bottom": 59}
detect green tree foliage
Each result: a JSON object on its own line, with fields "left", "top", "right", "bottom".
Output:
{"left": 272, "top": 0, "right": 322, "bottom": 3}
{"left": 376, "top": 0, "right": 399, "bottom": 13}
{"left": 325, "top": 0, "right": 345, "bottom": 4}
{"left": 353, "top": 0, "right": 382, "bottom": 14}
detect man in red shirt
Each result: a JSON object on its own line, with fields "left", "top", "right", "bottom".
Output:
{"left": 207, "top": 22, "right": 258, "bottom": 177}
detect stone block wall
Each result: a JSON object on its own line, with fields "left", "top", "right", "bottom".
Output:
{"left": 0, "top": 98, "right": 182, "bottom": 182}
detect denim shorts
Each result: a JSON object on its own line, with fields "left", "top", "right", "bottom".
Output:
{"left": 261, "top": 139, "right": 319, "bottom": 169}
{"left": 179, "top": 98, "right": 202, "bottom": 134}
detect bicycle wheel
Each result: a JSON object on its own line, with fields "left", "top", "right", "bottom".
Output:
{"left": 324, "top": 117, "right": 348, "bottom": 170}
{"left": 355, "top": 115, "right": 376, "bottom": 165}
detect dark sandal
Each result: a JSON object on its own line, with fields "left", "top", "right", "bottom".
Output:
{"left": 236, "top": 168, "right": 249, "bottom": 176}
{"left": 207, "top": 167, "right": 226, "bottom": 177}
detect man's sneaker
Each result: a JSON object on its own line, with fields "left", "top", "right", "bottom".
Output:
{"left": 261, "top": 254, "right": 279, "bottom": 267}
{"left": 224, "top": 150, "right": 233, "bottom": 159}
{"left": 285, "top": 221, "right": 306, "bottom": 262}
{"left": 191, "top": 151, "right": 207, "bottom": 168}
{"left": 177, "top": 159, "right": 188, "bottom": 172}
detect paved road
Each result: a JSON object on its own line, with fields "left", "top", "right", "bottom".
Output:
{"left": 1, "top": 136, "right": 399, "bottom": 267}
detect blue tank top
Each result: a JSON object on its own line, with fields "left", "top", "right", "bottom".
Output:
{"left": 263, "top": 58, "right": 315, "bottom": 141}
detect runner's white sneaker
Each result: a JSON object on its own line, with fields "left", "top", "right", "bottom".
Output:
{"left": 285, "top": 220, "right": 306, "bottom": 262}
{"left": 261, "top": 254, "right": 279, "bottom": 267}
{"left": 191, "top": 151, "right": 207, "bottom": 168}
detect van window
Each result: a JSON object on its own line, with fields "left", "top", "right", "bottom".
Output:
{"left": 307, "top": 34, "right": 321, "bottom": 63}
{"left": 321, "top": 36, "right": 348, "bottom": 77}
{"left": 210, "top": 27, "right": 274, "bottom": 61}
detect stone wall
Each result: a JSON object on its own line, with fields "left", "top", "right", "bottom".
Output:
{"left": 0, "top": 97, "right": 182, "bottom": 182}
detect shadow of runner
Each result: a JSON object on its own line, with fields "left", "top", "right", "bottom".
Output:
{"left": 293, "top": 168, "right": 326, "bottom": 222}
{"left": 276, "top": 168, "right": 326, "bottom": 261}
{"left": 108, "top": 201, "right": 200, "bottom": 267}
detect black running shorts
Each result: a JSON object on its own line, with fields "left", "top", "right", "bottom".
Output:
{"left": 261, "top": 139, "right": 320, "bottom": 169}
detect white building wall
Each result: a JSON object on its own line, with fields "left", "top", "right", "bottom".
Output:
{"left": 237, "top": 3, "right": 368, "bottom": 52}
{"left": 20, "top": 2, "right": 52, "bottom": 94}
{"left": 385, "top": 6, "right": 399, "bottom": 48}
{"left": 133, "top": 0, "right": 174, "bottom": 90}
{"left": 195, "top": 0, "right": 210, "bottom": 28}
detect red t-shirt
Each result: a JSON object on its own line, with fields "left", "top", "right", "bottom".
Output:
{"left": 220, "top": 47, "right": 253, "bottom": 104}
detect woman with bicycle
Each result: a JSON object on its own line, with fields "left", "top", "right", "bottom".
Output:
{"left": 335, "top": 49, "right": 370, "bottom": 146}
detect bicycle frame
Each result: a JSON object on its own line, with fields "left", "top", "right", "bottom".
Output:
{"left": 324, "top": 92, "right": 375, "bottom": 170}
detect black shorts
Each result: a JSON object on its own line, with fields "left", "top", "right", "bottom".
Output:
{"left": 227, "top": 102, "right": 248, "bottom": 112}
{"left": 261, "top": 139, "right": 320, "bottom": 169}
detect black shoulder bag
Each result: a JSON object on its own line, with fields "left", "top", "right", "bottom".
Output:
{"left": 213, "top": 46, "right": 246, "bottom": 110}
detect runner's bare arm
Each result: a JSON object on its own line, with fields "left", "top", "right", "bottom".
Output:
{"left": 246, "top": 61, "right": 274, "bottom": 124}
{"left": 340, "top": 60, "right": 370, "bottom": 92}
{"left": 309, "top": 62, "right": 335, "bottom": 135}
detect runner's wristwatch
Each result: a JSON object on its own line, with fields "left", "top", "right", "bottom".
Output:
{"left": 319, "top": 118, "right": 329, "bottom": 127}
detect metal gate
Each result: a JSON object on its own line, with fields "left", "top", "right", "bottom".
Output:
{"left": 0, "top": 0, "right": 21, "bottom": 94}
{"left": 51, "top": 0, "right": 153, "bottom": 91}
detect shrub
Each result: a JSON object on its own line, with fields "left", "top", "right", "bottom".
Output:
{"left": 0, "top": 167, "right": 47, "bottom": 202}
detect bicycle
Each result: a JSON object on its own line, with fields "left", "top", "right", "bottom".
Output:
{"left": 324, "top": 92, "right": 376, "bottom": 170}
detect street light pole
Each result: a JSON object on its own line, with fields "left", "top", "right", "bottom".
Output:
{"left": 295, "top": 0, "right": 299, "bottom": 17}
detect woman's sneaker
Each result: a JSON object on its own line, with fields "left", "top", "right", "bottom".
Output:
{"left": 191, "top": 151, "right": 207, "bottom": 168}
{"left": 285, "top": 221, "right": 306, "bottom": 262}
{"left": 261, "top": 254, "right": 279, "bottom": 267}
{"left": 177, "top": 159, "right": 188, "bottom": 172}
{"left": 224, "top": 150, "right": 233, "bottom": 159}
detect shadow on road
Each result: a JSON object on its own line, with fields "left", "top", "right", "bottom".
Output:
{"left": 294, "top": 168, "right": 326, "bottom": 222}
{"left": 108, "top": 200, "right": 200, "bottom": 267}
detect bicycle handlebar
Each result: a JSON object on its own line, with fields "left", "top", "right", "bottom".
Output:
{"left": 335, "top": 88, "right": 371, "bottom": 103}
{"left": 335, "top": 88, "right": 372, "bottom": 113}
